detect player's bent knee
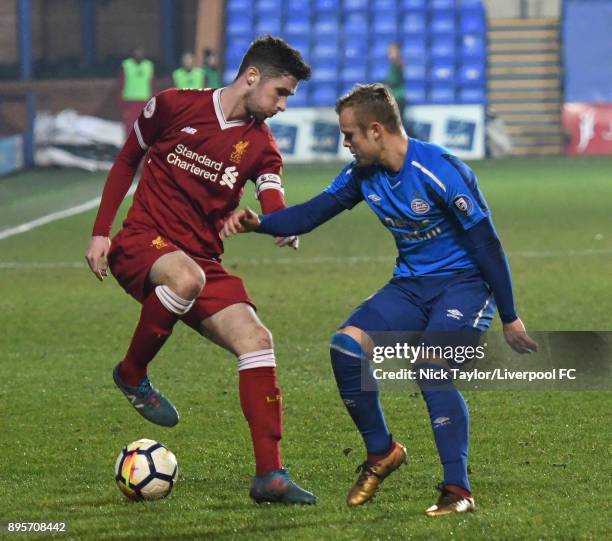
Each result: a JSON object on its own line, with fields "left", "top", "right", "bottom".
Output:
{"left": 170, "top": 264, "right": 205, "bottom": 300}
{"left": 330, "top": 331, "right": 367, "bottom": 367}
{"left": 251, "top": 324, "right": 273, "bottom": 351}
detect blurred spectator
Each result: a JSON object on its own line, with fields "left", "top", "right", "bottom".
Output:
{"left": 385, "top": 43, "right": 406, "bottom": 127}
{"left": 118, "top": 46, "right": 155, "bottom": 138}
{"left": 202, "top": 48, "right": 221, "bottom": 88}
{"left": 172, "top": 52, "right": 205, "bottom": 89}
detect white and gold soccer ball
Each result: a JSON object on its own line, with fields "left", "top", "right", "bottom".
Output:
{"left": 114, "top": 438, "right": 178, "bottom": 501}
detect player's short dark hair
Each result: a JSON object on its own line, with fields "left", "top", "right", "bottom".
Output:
{"left": 237, "top": 35, "right": 311, "bottom": 81}
{"left": 336, "top": 83, "right": 403, "bottom": 134}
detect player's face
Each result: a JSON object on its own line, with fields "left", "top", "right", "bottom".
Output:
{"left": 246, "top": 74, "right": 298, "bottom": 121}
{"left": 339, "top": 107, "right": 381, "bottom": 166}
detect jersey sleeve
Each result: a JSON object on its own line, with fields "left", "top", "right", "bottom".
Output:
{"left": 323, "top": 162, "right": 364, "bottom": 209}
{"left": 132, "top": 89, "right": 176, "bottom": 151}
{"left": 423, "top": 153, "right": 489, "bottom": 230}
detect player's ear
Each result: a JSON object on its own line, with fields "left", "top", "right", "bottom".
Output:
{"left": 245, "top": 66, "right": 260, "bottom": 85}
{"left": 370, "top": 122, "right": 384, "bottom": 140}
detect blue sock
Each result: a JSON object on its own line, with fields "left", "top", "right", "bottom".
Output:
{"left": 330, "top": 333, "right": 392, "bottom": 456}
{"left": 417, "top": 363, "right": 471, "bottom": 492}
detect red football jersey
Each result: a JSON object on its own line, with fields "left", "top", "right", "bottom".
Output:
{"left": 121, "top": 88, "right": 283, "bottom": 258}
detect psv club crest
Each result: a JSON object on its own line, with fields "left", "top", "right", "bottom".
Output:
{"left": 230, "top": 140, "right": 250, "bottom": 164}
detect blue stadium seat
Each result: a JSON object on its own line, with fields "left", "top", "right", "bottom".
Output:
{"left": 289, "top": 91, "right": 309, "bottom": 107}
{"left": 428, "top": 84, "right": 455, "bottom": 103}
{"left": 340, "top": 64, "right": 367, "bottom": 83}
{"left": 310, "top": 83, "right": 338, "bottom": 106}
{"left": 430, "top": 0, "right": 455, "bottom": 9}
{"left": 431, "top": 12, "right": 456, "bottom": 35}
{"left": 285, "top": 36, "right": 310, "bottom": 58}
{"left": 344, "top": 12, "right": 369, "bottom": 35}
{"left": 227, "top": 0, "right": 253, "bottom": 14}
{"left": 315, "top": 0, "right": 340, "bottom": 13}
{"left": 255, "top": 16, "right": 281, "bottom": 35}
{"left": 458, "top": 0, "right": 483, "bottom": 7}
{"left": 312, "top": 66, "right": 339, "bottom": 84}
{"left": 460, "top": 9, "right": 485, "bottom": 33}
{"left": 312, "top": 39, "right": 340, "bottom": 60}
{"left": 313, "top": 17, "right": 339, "bottom": 36}
{"left": 460, "top": 34, "right": 485, "bottom": 60}
{"left": 285, "top": 13, "right": 310, "bottom": 37}
{"left": 369, "top": 62, "right": 389, "bottom": 81}
{"left": 401, "top": 12, "right": 426, "bottom": 34}
{"left": 458, "top": 86, "right": 486, "bottom": 103}
{"left": 223, "top": 68, "right": 238, "bottom": 84}
{"left": 344, "top": 0, "right": 368, "bottom": 11}
{"left": 340, "top": 81, "right": 359, "bottom": 96}
{"left": 225, "top": 37, "right": 251, "bottom": 64}
{"left": 255, "top": 0, "right": 282, "bottom": 12}
{"left": 404, "top": 62, "right": 426, "bottom": 82}
{"left": 369, "top": 38, "right": 397, "bottom": 61}
{"left": 343, "top": 41, "right": 368, "bottom": 60}
{"left": 373, "top": 11, "right": 398, "bottom": 38}
{"left": 401, "top": 38, "right": 426, "bottom": 60}
{"left": 429, "top": 63, "right": 455, "bottom": 82}
{"left": 400, "top": 0, "right": 425, "bottom": 10}
{"left": 373, "top": 0, "right": 398, "bottom": 10}
{"left": 459, "top": 63, "right": 485, "bottom": 85}
{"left": 405, "top": 84, "right": 426, "bottom": 104}
{"left": 340, "top": 63, "right": 368, "bottom": 84}
{"left": 226, "top": 13, "right": 253, "bottom": 37}
{"left": 287, "top": 0, "right": 311, "bottom": 15}
{"left": 430, "top": 37, "right": 456, "bottom": 61}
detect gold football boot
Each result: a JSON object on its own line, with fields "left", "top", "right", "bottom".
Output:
{"left": 346, "top": 442, "right": 407, "bottom": 506}
{"left": 425, "top": 484, "right": 476, "bottom": 516}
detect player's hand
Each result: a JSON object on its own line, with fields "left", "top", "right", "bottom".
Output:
{"left": 274, "top": 236, "right": 299, "bottom": 250}
{"left": 503, "top": 317, "right": 539, "bottom": 354}
{"left": 220, "top": 208, "right": 261, "bottom": 239}
{"left": 85, "top": 236, "right": 111, "bottom": 281}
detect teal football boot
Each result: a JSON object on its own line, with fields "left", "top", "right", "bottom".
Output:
{"left": 250, "top": 468, "right": 317, "bottom": 505}
{"left": 112, "top": 363, "right": 179, "bottom": 427}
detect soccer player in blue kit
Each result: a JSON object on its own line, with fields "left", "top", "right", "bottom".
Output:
{"left": 221, "top": 84, "right": 538, "bottom": 515}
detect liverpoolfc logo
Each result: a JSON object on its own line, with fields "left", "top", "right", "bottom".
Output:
{"left": 151, "top": 236, "right": 168, "bottom": 250}
{"left": 230, "top": 140, "right": 250, "bottom": 164}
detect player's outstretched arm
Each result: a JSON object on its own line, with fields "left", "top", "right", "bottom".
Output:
{"left": 465, "top": 217, "right": 538, "bottom": 354}
{"left": 222, "top": 191, "right": 345, "bottom": 240}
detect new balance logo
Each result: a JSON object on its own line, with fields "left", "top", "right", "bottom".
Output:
{"left": 368, "top": 194, "right": 382, "bottom": 204}
{"left": 220, "top": 166, "right": 239, "bottom": 189}
{"left": 181, "top": 126, "right": 197, "bottom": 134}
{"left": 446, "top": 309, "right": 464, "bottom": 320}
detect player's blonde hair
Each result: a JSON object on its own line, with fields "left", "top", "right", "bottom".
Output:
{"left": 335, "top": 84, "right": 403, "bottom": 134}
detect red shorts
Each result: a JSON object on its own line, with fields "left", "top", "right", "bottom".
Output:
{"left": 107, "top": 228, "right": 255, "bottom": 329}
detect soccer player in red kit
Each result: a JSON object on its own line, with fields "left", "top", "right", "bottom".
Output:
{"left": 85, "top": 36, "right": 316, "bottom": 504}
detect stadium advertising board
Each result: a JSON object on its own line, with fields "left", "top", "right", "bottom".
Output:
{"left": 563, "top": 103, "right": 612, "bottom": 155}
{"left": 269, "top": 105, "right": 485, "bottom": 163}
{"left": 0, "top": 135, "right": 24, "bottom": 176}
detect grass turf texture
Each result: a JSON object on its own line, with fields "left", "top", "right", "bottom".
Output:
{"left": 0, "top": 157, "right": 610, "bottom": 540}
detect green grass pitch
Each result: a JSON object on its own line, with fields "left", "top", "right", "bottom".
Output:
{"left": 0, "top": 157, "right": 611, "bottom": 540}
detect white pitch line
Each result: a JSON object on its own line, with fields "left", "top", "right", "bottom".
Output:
{"left": 0, "top": 248, "right": 611, "bottom": 271}
{"left": 0, "top": 185, "right": 137, "bottom": 241}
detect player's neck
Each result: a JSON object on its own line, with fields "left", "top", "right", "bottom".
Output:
{"left": 379, "top": 135, "right": 409, "bottom": 173}
{"left": 218, "top": 86, "right": 250, "bottom": 122}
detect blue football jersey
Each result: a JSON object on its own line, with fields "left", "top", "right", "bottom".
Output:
{"left": 324, "top": 139, "right": 490, "bottom": 276}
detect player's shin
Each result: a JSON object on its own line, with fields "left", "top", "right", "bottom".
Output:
{"left": 416, "top": 362, "right": 471, "bottom": 493}
{"left": 330, "top": 333, "right": 392, "bottom": 458}
{"left": 120, "top": 285, "right": 194, "bottom": 385}
{"left": 237, "top": 350, "right": 283, "bottom": 476}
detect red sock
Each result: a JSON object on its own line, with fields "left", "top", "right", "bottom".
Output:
{"left": 119, "top": 290, "right": 179, "bottom": 386}
{"left": 239, "top": 367, "right": 283, "bottom": 476}
{"left": 367, "top": 440, "right": 397, "bottom": 464}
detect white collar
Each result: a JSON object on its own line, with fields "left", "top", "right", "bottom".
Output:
{"left": 213, "top": 87, "right": 249, "bottom": 130}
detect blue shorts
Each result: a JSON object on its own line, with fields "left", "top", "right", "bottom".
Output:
{"left": 342, "top": 268, "right": 495, "bottom": 347}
